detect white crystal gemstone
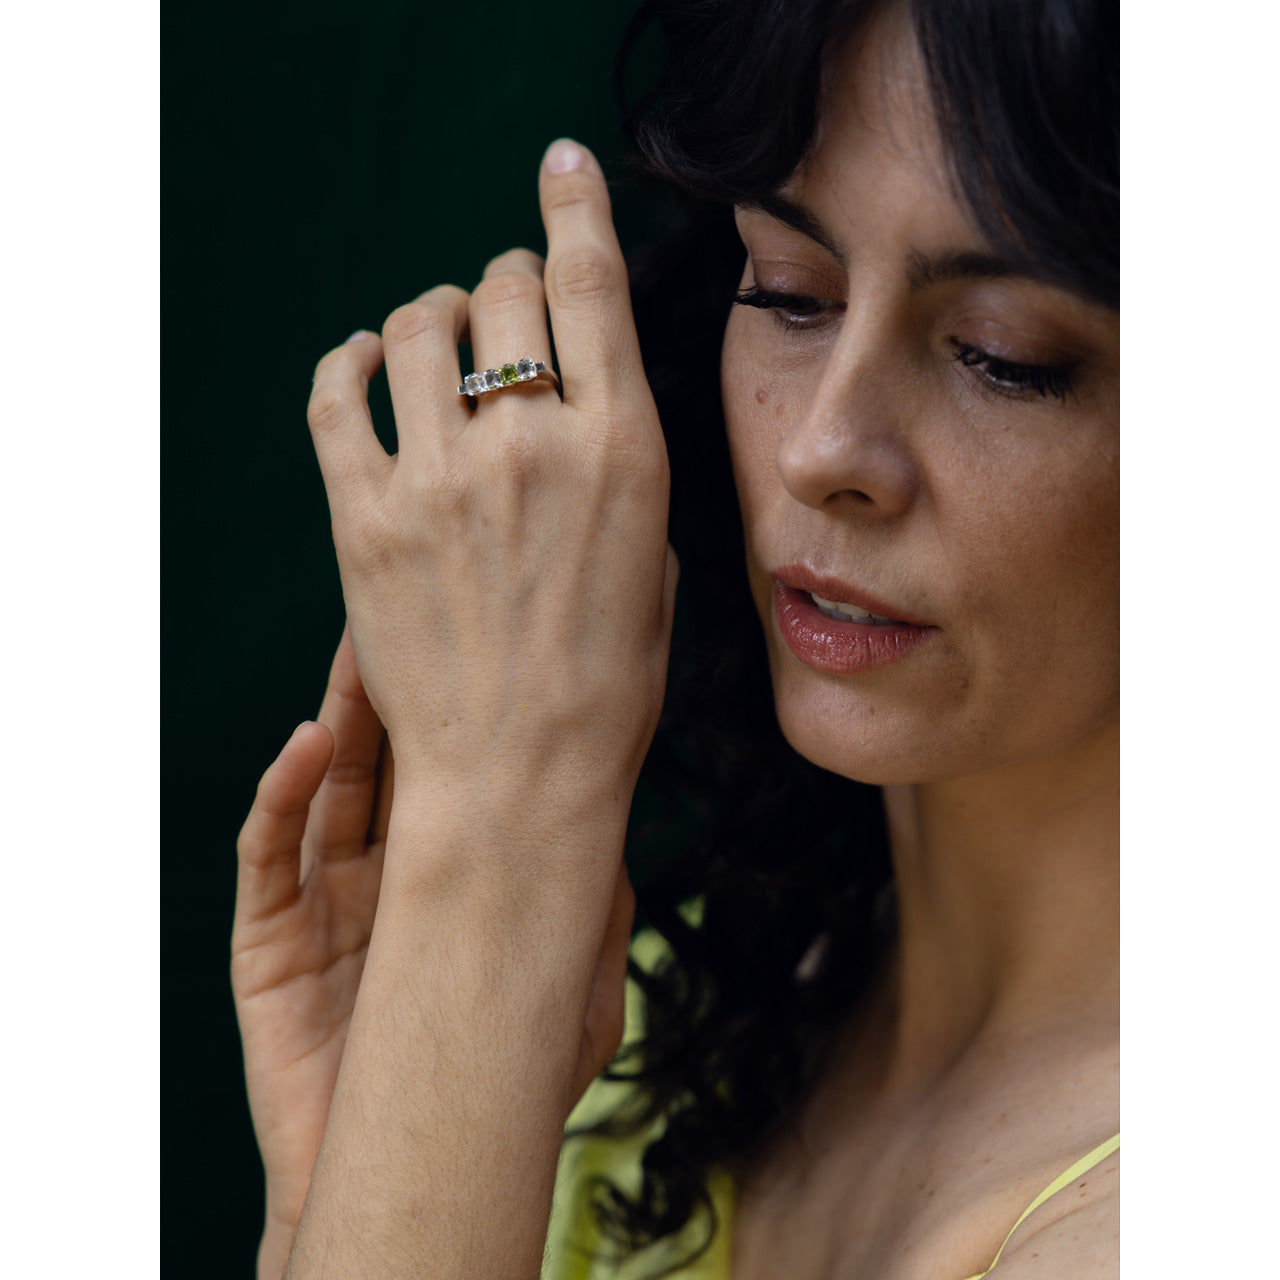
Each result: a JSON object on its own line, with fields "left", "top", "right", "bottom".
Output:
{"left": 516, "top": 357, "right": 536, "bottom": 379}
{"left": 465, "top": 373, "right": 486, "bottom": 395}
{"left": 484, "top": 369, "right": 502, "bottom": 390}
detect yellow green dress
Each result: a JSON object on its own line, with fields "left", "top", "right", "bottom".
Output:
{"left": 543, "top": 931, "right": 1117, "bottom": 1280}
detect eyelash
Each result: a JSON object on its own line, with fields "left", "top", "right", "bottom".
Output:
{"left": 734, "top": 285, "right": 840, "bottom": 332}
{"left": 949, "top": 342, "right": 1076, "bottom": 403}
{"left": 733, "top": 285, "right": 1077, "bottom": 403}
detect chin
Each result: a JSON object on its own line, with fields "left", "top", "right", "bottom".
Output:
{"left": 768, "top": 670, "right": 953, "bottom": 786}
{"left": 754, "top": 589, "right": 998, "bottom": 786}
{"left": 774, "top": 702, "right": 947, "bottom": 786}
{"left": 768, "top": 660, "right": 1120, "bottom": 789}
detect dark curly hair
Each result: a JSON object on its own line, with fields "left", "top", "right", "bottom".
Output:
{"left": 571, "top": 0, "right": 1119, "bottom": 1270}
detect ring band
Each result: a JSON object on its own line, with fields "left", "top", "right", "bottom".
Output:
{"left": 458, "top": 358, "right": 560, "bottom": 399}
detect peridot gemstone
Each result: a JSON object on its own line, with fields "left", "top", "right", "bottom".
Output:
{"left": 500, "top": 363, "right": 519, "bottom": 385}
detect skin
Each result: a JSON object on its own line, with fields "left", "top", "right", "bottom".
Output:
{"left": 232, "top": 8, "right": 1118, "bottom": 1278}
{"left": 722, "top": 9, "right": 1118, "bottom": 1279}
{"left": 234, "top": 138, "right": 672, "bottom": 1279}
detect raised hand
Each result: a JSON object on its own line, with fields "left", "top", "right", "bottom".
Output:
{"left": 255, "top": 140, "right": 673, "bottom": 1279}
{"left": 305, "top": 139, "right": 677, "bottom": 835}
{"left": 232, "top": 627, "right": 390, "bottom": 1267}
{"left": 234, "top": 628, "right": 640, "bottom": 1278}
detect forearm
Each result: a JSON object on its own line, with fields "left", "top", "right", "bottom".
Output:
{"left": 280, "top": 135, "right": 673, "bottom": 1274}
{"left": 282, "top": 786, "right": 629, "bottom": 1279}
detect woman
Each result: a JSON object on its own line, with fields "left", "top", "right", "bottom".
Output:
{"left": 231, "top": 0, "right": 1118, "bottom": 1276}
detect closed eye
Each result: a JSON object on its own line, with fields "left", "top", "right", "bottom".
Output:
{"left": 734, "top": 285, "right": 843, "bottom": 333}
{"left": 950, "top": 341, "right": 1077, "bottom": 403}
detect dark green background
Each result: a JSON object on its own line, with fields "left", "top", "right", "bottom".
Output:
{"left": 163, "top": 3, "right": 667, "bottom": 1272}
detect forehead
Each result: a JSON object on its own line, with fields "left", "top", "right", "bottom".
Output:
{"left": 790, "top": 6, "right": 972, "bottom": 246}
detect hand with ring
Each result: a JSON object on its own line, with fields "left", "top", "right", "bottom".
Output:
{"left": 305, "top": 138, "right": 677, "bottom": 817}
{"left": 234, "top": 138, "right": 677, "bottom": 1277}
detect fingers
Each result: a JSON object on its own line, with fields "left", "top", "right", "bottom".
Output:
{"left": 300, "top": 625, "right": 388, "bottom": 880}
{"left": 481, "top": 247, "right": 545, "bottom": 283}
{"left": 576, "top": 861, "right": 638, "bottom": 1100}
{"left": 538, "top": 139, "right": 648, "bottom": 416}
{"left": 236, "top": 721, "right": 335, "bottom": 926}
{"left": 307, "top": 332, "right": 393, "bottom": 517}
{"left": 468, "top": 248, "right": 555, "bottom": 398}
{"left": 600, "top": 862, "right": 637, "bottom": 994}
{"left": 380, "top": 283, "right": 472, "bottom": 463}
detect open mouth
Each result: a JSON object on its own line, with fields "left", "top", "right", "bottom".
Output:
{"left": 771, "top": 579, "right": 937, "bottom": 674}
{"left": 807, "top": 591, "right": 905, "bottom": 626}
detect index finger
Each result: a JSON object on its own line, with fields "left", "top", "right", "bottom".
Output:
{"left": 538, "top": 138, "right": 648, "bottom": 415}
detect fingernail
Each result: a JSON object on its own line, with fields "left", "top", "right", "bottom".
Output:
{"left": 545, "top": 138, "right": 590, "bottom": 175}
{"left": 293, "top": 720, "right": 313, "bottom": 735}
{"left": 345, "top": 329, "right": 371, "bottom": 343}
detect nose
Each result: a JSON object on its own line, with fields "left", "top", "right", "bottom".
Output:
{"left": 775, "top": 352, "right": 919, "bottom": 518}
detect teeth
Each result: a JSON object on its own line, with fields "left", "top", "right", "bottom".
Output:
{"left": 811, "top": 592, "right": 873, "bottom": 619}
{"left": 810, "top": 591, "right": 895, "bottom": 624}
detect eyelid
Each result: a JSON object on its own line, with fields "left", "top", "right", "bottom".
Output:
{"left": 949, "top": 339, "right": 1078, "bottom": 403}
{"left": 733, "top": 284, "right": 843, "bottom": 333}
{"left": 947, "top": 304, "right": 1095, "bottom": 368}
{"left": 744, "top": 253, "right": 846, "bottom": 297}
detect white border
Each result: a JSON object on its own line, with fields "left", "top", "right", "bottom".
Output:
{"left": 1, "top": 1, "right": 158, "bottom": 1271}
{"left": 1123, "top": 4, "right": 1280, "bottom": 1274}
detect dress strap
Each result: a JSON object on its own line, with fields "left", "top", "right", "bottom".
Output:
{"left": 958, "top": 1132, "right": 1120, "bottom": 1280}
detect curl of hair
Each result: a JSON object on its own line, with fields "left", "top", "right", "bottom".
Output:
{"left": 573, "top": 0, "right": 1118, "bottom": 1269}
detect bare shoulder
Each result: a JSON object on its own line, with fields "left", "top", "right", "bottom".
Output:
{"left": 993, "top": 1149, "right": 1119, "bottom": 1280}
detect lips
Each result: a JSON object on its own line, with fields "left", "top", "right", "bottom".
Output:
{"left": 771, "top": 566, "right": 937, "bottom": 674}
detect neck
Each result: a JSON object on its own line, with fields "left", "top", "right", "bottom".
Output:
{"left": 870, "top": 716, "right": 1119, "bottom": 1091}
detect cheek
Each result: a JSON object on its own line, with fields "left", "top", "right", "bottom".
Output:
{"left": 721, "top": 318, "right": 792, "bottom": 518}
{"left": 926, "top": 381, "right": 1119, "bottom": 614}
{"left": 976, "top": 442, "right": 1119, "bottom": 613}
{"left": 947, "top": 449, "right": 1120, "bottom": 733}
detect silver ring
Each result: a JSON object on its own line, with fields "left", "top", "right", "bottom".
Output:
{"left": 458, "top": 358, "right": 560, "bottom": 399}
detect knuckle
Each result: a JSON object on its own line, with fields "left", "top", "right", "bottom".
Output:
{"left": 471, "top": 270, "right": 543, "bottom": 312}
{"left": 381, "top": 299, "right": 450, "bottom": 347}
{"left": 311, "top": 345, "right": 345, "bottom": 383}
{"left": 307, "top": 383, "right": 352, "bottom": 434}
{"left": 322, "top": 759, "right": 375, "bottom": 788}
{"left": 546, "top": 249, "right": 618, "bottom": 306}
{"left": 484, "top": 247, "right": 543, "bottom": 277}
{"left": 237, "top": 795, "right": 275, "bottom": 860}
{"left": 234, "top": 817, "right": 256, "bottom": 861}
{"left": 542, "top": 172, "right": 605, "bottom": 216}
{"left": 585, "top": 416, "right": 667, "bottom": 480}
{"left": 490, "top": 420, "right": 542, "bottom": 476}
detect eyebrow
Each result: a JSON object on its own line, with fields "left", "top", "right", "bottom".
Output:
{"left": 740, "top": 191, "right": 1039, "bottom": 292}
{"left": 740, "top": 192, "right": 847, "bottom": 267}
{"left": 904, "top": 249, "right": 1021, "bottom": 290}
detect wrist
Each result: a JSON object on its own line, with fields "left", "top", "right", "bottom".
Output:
{"left": 384, "top": 704, "right": 652, "bottom": 820}
{"left": 391, "top": 745, "right": 642, "bottom": 810}
{"left": 379, "top": 768, "right": 635, "bottom": 902}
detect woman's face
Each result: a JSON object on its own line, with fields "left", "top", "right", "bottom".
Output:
{"left": 721, "top": 8, "right": 1119, "bottom": 787}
